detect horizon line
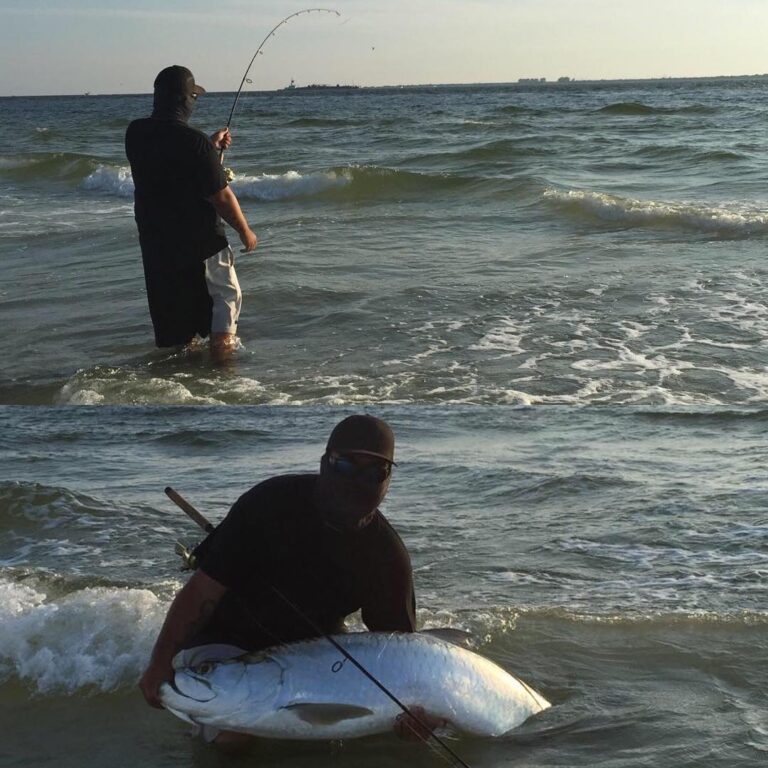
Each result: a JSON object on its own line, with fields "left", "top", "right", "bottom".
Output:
{"left": 2, "top": 72, "right": 767, "bottom": 99}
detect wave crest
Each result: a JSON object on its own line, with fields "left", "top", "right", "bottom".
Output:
{"left": 82, "top": 165, "right": 134, "bottom": 197}
{"left": 544, "top": 188, "right": 768, "bottom": 236}
{"left": 0, "top": 575, "right": 168, "bottom": 694}
{"left": 596, "top": 102, "right": 717, "bottom": 116}
{"left": 231, "top": 169, "right": 351, "bottom": 200}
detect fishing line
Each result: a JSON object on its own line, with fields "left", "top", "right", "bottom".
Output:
{"left": 220, "top": 8, "right": 341, "bottom": 175}
{"left": 164, "top": 486, "right": 473, "bottom": 768}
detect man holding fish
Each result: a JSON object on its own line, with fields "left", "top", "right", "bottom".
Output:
{"left": 140, "top": 415, "right": 444, "bottom": 744}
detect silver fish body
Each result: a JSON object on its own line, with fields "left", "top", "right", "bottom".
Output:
{"left": 160, "top": 632, "right": 550, "bottom": 740}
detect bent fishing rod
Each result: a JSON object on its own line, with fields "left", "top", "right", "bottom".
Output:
{"left": 220, "top": 8, "right": 341, "bottom": 171}
{"left": 164, "top": 486, "right": 472, "bottom": 768}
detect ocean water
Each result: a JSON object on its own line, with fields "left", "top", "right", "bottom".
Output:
{"left": 4, "top": 77, "right": 768, "bottom": 406}
{"left": 1, "top": 78, "right": 767, "bottom": 767}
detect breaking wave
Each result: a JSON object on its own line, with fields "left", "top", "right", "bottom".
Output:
{"left": 231, "top": 169, "right": 352, "bottom": 200}
{"left": 543, "top": 188, "right": 768, "bottom": 236}
{"left": 0, "top": 152, "right": 100, "bottom": 182}
{"left": 81, "top": 165, "right": 134, "bottom": 197}
{"left": 77, "top": 164, "right": 475, "bottom": 202}
{"left": 0, "top": 573, "right": 170, "bottom": 694}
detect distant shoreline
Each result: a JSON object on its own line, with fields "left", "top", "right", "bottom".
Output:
{"left": 2, "top": 73, "right": 767, "bottom": 99}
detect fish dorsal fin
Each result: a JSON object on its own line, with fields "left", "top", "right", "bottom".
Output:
{"left": 420, "top": 628, "right": 474, "bottom": 648}
{"left": 283, "top": 703, "right": 375, "bottom": 725}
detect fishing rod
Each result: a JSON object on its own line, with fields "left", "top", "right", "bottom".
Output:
{"left": 164, "top": 486, "right": 472, "bottom": 768}
{"left": 220, "top": 8, "right": 341, "bottom": 173}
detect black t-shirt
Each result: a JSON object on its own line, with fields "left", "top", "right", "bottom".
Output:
{"left": 125, "top": 118, "right": 228, "bottom": 267}
{"left": 194, "top": 474, "right": 416, "bottom": 650}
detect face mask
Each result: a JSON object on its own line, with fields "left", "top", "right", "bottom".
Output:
{"left": 151, "top": 91, "right": 196, "bottom": 123}
{"left": 315, "top": 454, "right": 390, "bottom": 532}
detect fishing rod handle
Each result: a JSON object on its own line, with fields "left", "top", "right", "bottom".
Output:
{"left": 164, "top": 486, "right": 215, "bottom": 533}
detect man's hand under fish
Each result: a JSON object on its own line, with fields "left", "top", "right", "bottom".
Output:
{"left": 394, "top": 706, "right": 450, "bottom": 742}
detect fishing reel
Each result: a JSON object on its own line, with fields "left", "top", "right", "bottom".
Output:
{"left": 174, "top": 540, "right": 200, "bottom": 571}
{"left": 223, "top": 167, "right": 235, "bottom": 183}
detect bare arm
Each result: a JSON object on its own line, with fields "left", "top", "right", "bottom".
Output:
{"left": 206, "top": 186, "right": 258, "bottom": 253}
{"left": 139, "top": 569, "right": 227, "bottom": 708}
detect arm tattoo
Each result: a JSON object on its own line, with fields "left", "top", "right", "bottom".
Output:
{"left": 186, "top": 597, "right": 218, "bottom": 639}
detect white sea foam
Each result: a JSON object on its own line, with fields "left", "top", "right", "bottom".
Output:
{"left": 718, "top": 366, "right": 768, "bottom": 400}
{"left": 491, "top": 571, "right": 560, "bottom": 586}
{"left": 558, "top": 537, "right": 768, "bottom": 569}
{"left": 0, "top": 577, "right": 170, "bottom": 693}
{"left": 618, "top": 321, "right": 653, "bottom": 340}
{"left": 717, "top": 291, "right": 768, "bottom": 333}
{"left": 544, "top": 188, "right": 768, "bottom": 235}
{"left": 230, "top": 169, "right": 351, "bottom": 201}
{"left": 469, "top": 317, "right": 526, "bottom": 354}
{"left": 571, "top": 349, "right": 688, "bottom": 374}
{"left": 78, "top": 166, "right": 350, "bottom": 201}
{"left": 516, "top": 530, "right": 768, "bottom": 614}
{"left": 81, "top": 165, "right": 135, "bottom": 198}
{"left": 57, "top": 369, "right": 223, "bottom": 406}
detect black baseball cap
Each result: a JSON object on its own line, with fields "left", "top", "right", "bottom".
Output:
{"left": 326, "top": 415, "right": 396, "bottom": 465}
{"left": 154, "top": 65, "right": 205, "bottom": 97}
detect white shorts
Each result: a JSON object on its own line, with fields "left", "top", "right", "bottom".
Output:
{"left": 205, "top": 246, "right": 242, "bottom": 335}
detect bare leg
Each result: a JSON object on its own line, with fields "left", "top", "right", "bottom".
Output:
{"left": 210, "top": 332, "right": 237, "bottom": 364}
{"left": 211, "top": 331, "right": 236, "bottom": 348}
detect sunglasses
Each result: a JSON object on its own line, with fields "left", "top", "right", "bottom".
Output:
{"left": 328, "top": 454, "right": 392, "bottom": 484}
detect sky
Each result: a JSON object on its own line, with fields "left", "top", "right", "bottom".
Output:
{"left": 1, "top": 0, "right": 767, "bottom": 96}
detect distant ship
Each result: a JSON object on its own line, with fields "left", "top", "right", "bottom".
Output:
{"left": 280, "top": 78, "right": 360, "bottom": 91}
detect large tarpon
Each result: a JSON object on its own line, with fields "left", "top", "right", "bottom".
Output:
{"left": 160, "top": 631, "right": 550, "bottom": 739}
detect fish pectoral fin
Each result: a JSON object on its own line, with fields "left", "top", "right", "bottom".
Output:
{"left": 282, "top": 703, "right": 375, "bottom": 725}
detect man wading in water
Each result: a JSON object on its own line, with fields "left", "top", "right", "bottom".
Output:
{"left": 125, "top": 65, "right": 258, "bottom": 361}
